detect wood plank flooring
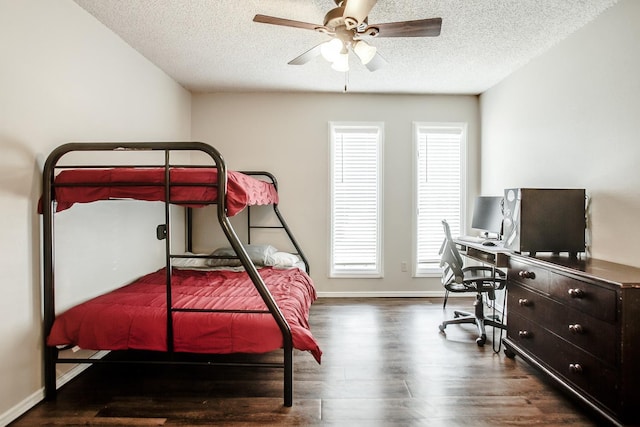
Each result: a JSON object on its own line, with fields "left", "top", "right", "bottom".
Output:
{"left": 11, "top": 298, "right": 602, "bottom": 426}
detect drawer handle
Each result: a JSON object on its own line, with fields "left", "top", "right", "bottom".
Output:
{"left": 518, "top": 330, "right": 532, "bottom": 339}
{"left": 569, "top": 363, "right": 583, "bottom": 374}
{"left": 518, "top": 298, "right": 532, "bottom": 307}
{"left": 518, "top": 271, "right": 536, "bottom": 279}
{"left": 568, "top": 324, "right": 584, "bottom": 334}
{"left": 568, "top": 288, "right": 585, "bottom": 298}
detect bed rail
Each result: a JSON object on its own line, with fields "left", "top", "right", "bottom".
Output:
{"left": 184, "top": 170, "right": 310, "bottom": 275}
{"left": 243, "top": 171, "right": 310, "bottom": 275}
{"left": 42, "top": 141, "right": 296, "bottom": 406}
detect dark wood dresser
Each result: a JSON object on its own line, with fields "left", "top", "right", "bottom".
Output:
{"left": 503, "top": 254, "right": 640, "bottom": 426}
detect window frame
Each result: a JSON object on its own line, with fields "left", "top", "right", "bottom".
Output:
{"left": 412, "top": 122, "right": 467, "bottom": 277}
{"left": 328, "top": 121, "right": 384, "bottom": 278}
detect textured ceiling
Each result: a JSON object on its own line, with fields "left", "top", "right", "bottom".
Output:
{"left": 73, "top": 0, "right": 618, "bottom": 95}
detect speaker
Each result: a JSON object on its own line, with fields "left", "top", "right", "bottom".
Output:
{"left": 502, "top": 188, "right": 586, "bottom": 255}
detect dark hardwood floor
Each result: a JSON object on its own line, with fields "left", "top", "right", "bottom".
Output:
{"left": 12, "top": 298, "right": 602, "bottom": 426}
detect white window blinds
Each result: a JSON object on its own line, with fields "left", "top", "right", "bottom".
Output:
{"left": 329, "top": 123, "right": 383, "bottom": 277}
{"left": 413, "top": 123, "right": 466, "bottom": 275}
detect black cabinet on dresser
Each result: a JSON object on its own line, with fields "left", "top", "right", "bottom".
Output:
{"left": 502, "top": 254, "right": 640, "bottom": 426}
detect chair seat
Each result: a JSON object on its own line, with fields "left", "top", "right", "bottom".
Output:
{"left": 445, "top": 282, "right": 502, "bottom": 293}
{"left": 443, "top": 267, "right": 506, "bottom": 294}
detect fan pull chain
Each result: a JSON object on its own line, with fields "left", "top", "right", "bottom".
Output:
{"left": 343, "top": 71, "right": 349, "bottom": 93}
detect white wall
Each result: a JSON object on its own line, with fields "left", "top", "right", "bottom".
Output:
{"left": 191, "top": 92, "right": 479, "bottom": 295}
{"left": 480, "top": 0, "right": 640, "bottom": 267}
{"left": 0, "top": 1, "right": 191, "bottom": 424}
{"left": 10, "top": 0, "right": 633, "bottom": 422}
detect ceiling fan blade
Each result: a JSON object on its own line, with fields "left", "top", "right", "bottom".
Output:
{"left": 369, "top": 17, "right": 442, "bottom": 37}
{"left": 343, "top": 0, "right": 377, "bottom": 29}
{"left": 288, "top": 44, "right": 323, "bottom": 65}
{"left": 364, "top": 52, "right": 387, "bottom": 72}
{"left": 253, "top": 14, "right": 322, "bottom": 31}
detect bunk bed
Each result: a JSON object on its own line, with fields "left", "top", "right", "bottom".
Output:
{"left": 40, "top": 141, "right": 321, "bottom": 407}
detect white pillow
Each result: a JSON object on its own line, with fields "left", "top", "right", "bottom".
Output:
{"left": 206, "top": 244, "right": 278, "bottom": 267}
{"left": 245, "top": 244, "right": 278, "bottom": 265}
{"left": 267, "top": 251, "right": 301, "bottom": 268}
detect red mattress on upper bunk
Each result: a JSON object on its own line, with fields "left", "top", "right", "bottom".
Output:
{"left": 48, "top": 168, "right": 278, "bottom": 216}
{"left": 47, "top": 267, "right": 322, "bottom": 363}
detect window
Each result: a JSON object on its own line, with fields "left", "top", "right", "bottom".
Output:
{"left": 413, "top": 122, "right": 467, "bottom": 276}
{"left": 329, "top": 122, "right": 383, "bottom": 277}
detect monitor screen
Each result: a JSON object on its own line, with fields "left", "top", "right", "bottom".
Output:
{"left": 471, "top": 196, "right": 504, "bottom": 236}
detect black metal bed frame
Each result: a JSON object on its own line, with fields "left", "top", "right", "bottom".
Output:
{"left": 41, "top": 141, "right": 309, "bottom": 407}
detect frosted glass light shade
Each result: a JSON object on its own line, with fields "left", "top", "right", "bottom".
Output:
{"left": 321, "top": 39, "right": 343, "bottom": 63}
{"left": 331, "top": 53, "right": 349, "bottom": 72}
{"left": 353, "top": 40, "right": 377, "bottom": 65}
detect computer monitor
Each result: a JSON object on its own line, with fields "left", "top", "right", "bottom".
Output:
{"left": 471, "top": 196, "right": 504, "bottom": 238}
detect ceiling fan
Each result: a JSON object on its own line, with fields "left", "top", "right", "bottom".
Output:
{"left": 253, "top": 0, "right": 442, "bottom": 72}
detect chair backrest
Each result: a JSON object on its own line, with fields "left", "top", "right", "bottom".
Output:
{"left": 440, "top": 220, "right": 464, "bottom": 284}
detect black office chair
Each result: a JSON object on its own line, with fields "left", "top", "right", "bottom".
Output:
{"left": 438, "top": 220, "right": 506, "bottom": 346}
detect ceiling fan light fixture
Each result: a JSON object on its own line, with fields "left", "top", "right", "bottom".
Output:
{"left": 320, "top": 39, "right": 343, "bottom": 62}
{"left": 254, "top": 1, "right": 443, "bottom": 75}
{"left": 353, "top": 40, "right": 377, "bottom": 65}
{"left": 331, "top": 52, "right": 350, "bottom": 72}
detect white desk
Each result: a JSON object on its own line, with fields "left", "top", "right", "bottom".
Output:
{"left": 453, "top": 239, "right": 510, "bottom": 268}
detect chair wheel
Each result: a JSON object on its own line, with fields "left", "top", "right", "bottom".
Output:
{"left": 476, "top": 335, "right": 486, "bottom": 346}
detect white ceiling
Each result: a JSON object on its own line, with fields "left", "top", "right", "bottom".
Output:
{"left": 74, "top": 0, "right": 618, "bottom": 95}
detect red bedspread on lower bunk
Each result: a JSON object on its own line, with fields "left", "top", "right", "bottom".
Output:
{"left": 47, "top": 267, "right": 322, "bottom": 363}
{"left": 49, "top": 168, "right": 278, "bottom": 216}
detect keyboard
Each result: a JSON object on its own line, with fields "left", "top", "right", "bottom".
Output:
{"left": 456, "top": 235, "right": 484, "bottom": 243}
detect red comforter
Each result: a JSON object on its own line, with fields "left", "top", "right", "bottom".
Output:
{"left": 47, "top": 267, "right": 322, "bottom": 363}
{"left": 48, "top": 168, "right": 278, "bottom": 216}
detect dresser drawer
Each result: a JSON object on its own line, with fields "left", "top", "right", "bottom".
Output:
{"left": 507, "top": 312, "right": 619, "bottom": 411}
{"left": 508, "top": 284, "right": 617, "bottom": 365}
{"left": 548, "top": 273, "right": 617, "bottom": 322}
{"left": 508, "top": 258, "right": 550, "bottom": 293}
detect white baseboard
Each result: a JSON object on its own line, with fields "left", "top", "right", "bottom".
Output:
{"left": 0, "top": 389, "right": 43, "bottom": 427}
{"left": 317, "top": 290, "right": 458, "bottom": 298}
{"left": 0, "top": 350, "right": 109, "bottom": 427}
